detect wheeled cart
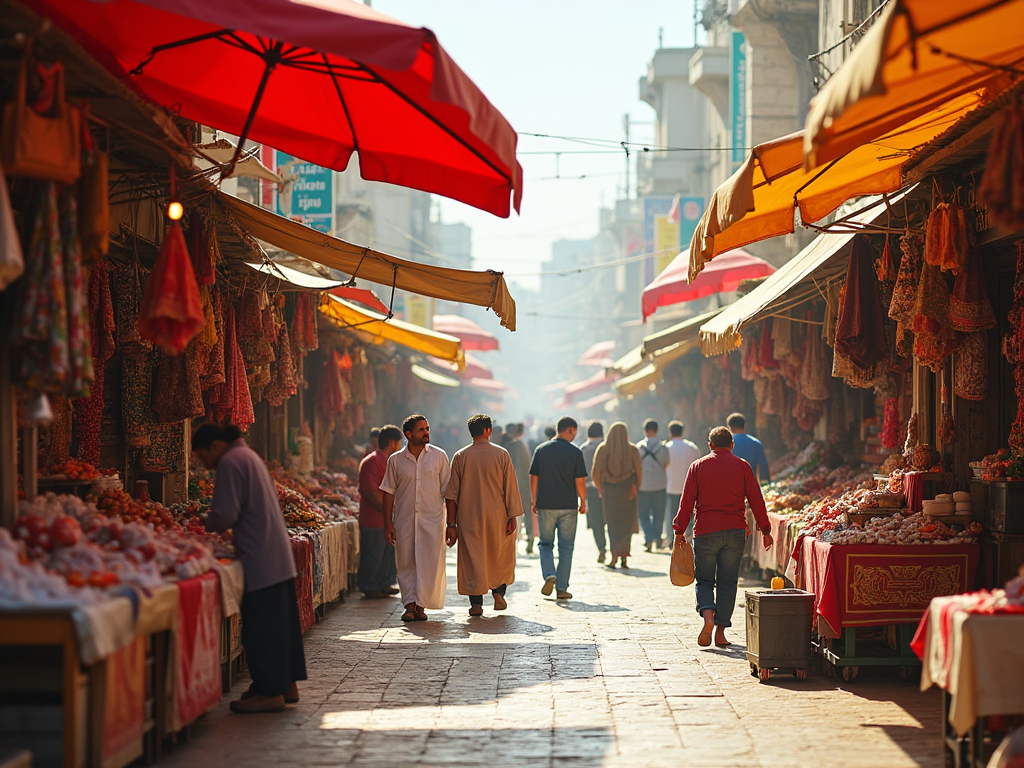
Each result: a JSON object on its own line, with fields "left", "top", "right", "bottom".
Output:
{"left": 744, "top": 588, "right": 814, "bottom": 683}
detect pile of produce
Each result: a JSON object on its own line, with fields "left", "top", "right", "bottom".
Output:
{"left": 47, "top": 459, "right": 98, "bottom": 481}
{"left": 0, "top": 527, "right": 106, "bottom": 605}
{"left": 276, "top": 483, "right": 328, "bottom": 530}
{"left": 91, "top": 488, "right": 178, "bottom": 531}
{"left": 828, "top": 512, "right": 982, "bottom": 545}
{"left": 795, "top": 488, "right": 879, "bottom": 537}
{"left": 7, "top": 494, "right": 217, "bottom": 593}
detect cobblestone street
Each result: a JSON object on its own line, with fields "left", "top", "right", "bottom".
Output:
{"left": 164, "top": 533, "right": 943, "bottom": 768}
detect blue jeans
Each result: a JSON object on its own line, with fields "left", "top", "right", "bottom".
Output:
{"left": 357, "top": 527, "right": 397, "bottom": 594}
{"left": 665, "top": 493, "right": 695, "bottom": 542}
{"left": 693, "top": 528, "right": 746, "bottom": 628}
{"left": 537, "top": 509, "right": 578, "bottom": 592}
{"left": 637, "top": 489, "right": 666, "bottom": 546}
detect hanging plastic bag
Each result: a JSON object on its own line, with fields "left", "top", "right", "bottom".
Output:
{"left": 138, "top": 215, "right": 205, "bottom": 355}
{"left": 670, "top": 538, "right": 695, "bottom": 587}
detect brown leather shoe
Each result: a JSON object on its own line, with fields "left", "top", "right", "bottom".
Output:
{"left": 230, "top": 694, "right": 285, "bottom": 714}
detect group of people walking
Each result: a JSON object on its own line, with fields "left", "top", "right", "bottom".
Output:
{"left": 187, "top": 409, "right": 773, "bottom": 713}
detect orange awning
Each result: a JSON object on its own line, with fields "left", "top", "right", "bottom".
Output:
{"left": 804, "top": 0, "right": 1024, "bottom": 169}
{"left": 688, "top": 90, "right": 984, "bottom": 280}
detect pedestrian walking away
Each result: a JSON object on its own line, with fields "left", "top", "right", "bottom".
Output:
{"left": 636, "top": 419, "right": 670, "bottom": 552}
{"left": 529, "top": 416, "right": 587, "bottom": 600}
{"left": 663, "top": 420, "right": 700, "bottom": 547}
{"left": 727, "top": 412, "right": 769, "bottom": 483}
{"left": 580, "top": 420, "right": 608, "bottom": 563}
{"left": 507, "top": 423, "right": 537, "bottom": 554}
{"left": 591, "top": 422, "right": 642, "bottom": 570}
{"left": 673, "top": 426, "right": 773, "bottom": 648}
{"left": 356, "top": 424, "right": 403, "bottom": 599}
{"left": 381, "top": 414, "right": 451, "bottom": 623}
{"left": 444, "top": 414, "right": 524, "bottom": 616}
{"left": 193, "top": 423, "right": 307, "bottom": 714}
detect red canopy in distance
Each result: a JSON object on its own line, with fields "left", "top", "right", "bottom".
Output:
{"left": 642, "top": 248, "right": 775, "bottom": 320}
{"left": 432, "top": 315, "right": 499, "bottom": 351}
{"left": 32, "top": 0, "right": 522, "bottom": 217}
{"left": 577, "top": 340, "right": 616, "bottom": 368}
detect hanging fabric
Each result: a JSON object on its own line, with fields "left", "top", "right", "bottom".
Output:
{"left": 924, "top": 201, "right": 969, "bottom": 274}
{"left": 979, "top": 99, "right": 1024, "bottom": 230}
{"left": 79, "top": 149, "right": 109, "bottom": 264}
{"left": 835, "top": 235, "right": 887, "bottom": 369}
{"left": 0, "top": 161, "right": 24, "bottom": 290}
{"left": 912, "top": 262, "right": 960, "bottom": 371}
{"left": 949, "top": 250, "right": 996, "bottom": 333}
{"left": 954, "top": 332, "right": 988, "bottom": 402}
{"left": 889, "top": 232, "right": 924, "bottom": 357}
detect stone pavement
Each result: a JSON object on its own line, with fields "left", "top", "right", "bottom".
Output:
{"left": 162, "top": 530, "right": 944, "bottom": 768}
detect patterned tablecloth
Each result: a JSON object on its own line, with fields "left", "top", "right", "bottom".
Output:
{"left": 795, "top": 538, "right": 980, "bottom": 637}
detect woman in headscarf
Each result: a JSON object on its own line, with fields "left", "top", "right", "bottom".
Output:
{"left": 591, "top": 421, "right": 642, "bottom": 569}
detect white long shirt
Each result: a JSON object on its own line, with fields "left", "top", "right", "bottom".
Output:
{"left": 665, "top": 438, "right": 700, "bottom": 495}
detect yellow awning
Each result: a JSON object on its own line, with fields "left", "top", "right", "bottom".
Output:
{"left": 688, "top": 90, "right": 985, "bottom": 280}
{"left": 699, "top": 189, "right": 917, "bottom": 356}
{"left": 319, "top": 295, "right": 465, "bottom": 368}
{"left": 804, "top": 0, "right": 1024, "bottom": 169}
{"left": 411, "top": 364, "right": 461, "bottom": 388}
{"left": 216, "top": 192, "right": 517, "bottom": 330}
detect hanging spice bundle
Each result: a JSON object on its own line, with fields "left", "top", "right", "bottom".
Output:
{"left": 73, "top": 259, "right": 115, "bottom": 465}
{"left": 138, "top": 202, "right": 205, "bottom": 355}
{"left": 881, "top": 396, "right": 902, "bottom": 449}
{"left": 979, "top": 99, "right": 1024, "bottom": 230}
{"left": 924, "top": 201, "right": 969, "bottom": 273}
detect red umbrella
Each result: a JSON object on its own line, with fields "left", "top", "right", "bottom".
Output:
{"left": 426, "top": 352, "right": 492, "bottom": 379}
{"left": 642, "top": 248, "right": 775, "bottom": 320}
{"left": 432, "top": 315, "right": 499, "bottom": 351}
{"left": 31, "top": 0, "right": 522, "bottom": 217}
{"left": 328, "top": 286, "right": 389, "bottom": 315}
{"left": 577, "top": 340, "right": 616, "bottom": 367}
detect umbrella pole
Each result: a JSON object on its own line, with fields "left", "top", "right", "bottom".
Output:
{"left": 222, "top": 41, "right": 285, "bottom": 180}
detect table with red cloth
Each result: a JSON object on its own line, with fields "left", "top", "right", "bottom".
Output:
{"left": 753, "top": 512, "right": 801, "bottom": 574}
{"left": 912, "top": 591, "right": 1024, "bottom": 736}
{"left": 172, "top": 571, "right": 222, "bottom": 732}
{"left": 291, "top": 535, "right": 316, "bottom": 633}
{"left": 795, "top": 537, "right": 980, "bottom": 638}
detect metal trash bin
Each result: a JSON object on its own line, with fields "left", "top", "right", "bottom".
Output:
{"left": 744, "top": 588, "right": 814, "bottom": 683}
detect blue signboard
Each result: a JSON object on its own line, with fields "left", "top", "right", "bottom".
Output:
{"left": 731, "top": 31, "right": 747, "bottom": 165}
{"left": 275, "top": 151, "right": 333, "bottom": 234}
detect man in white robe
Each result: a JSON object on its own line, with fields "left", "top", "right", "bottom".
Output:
{"left": 382, "top": 414, "right": 451, "bottom": 622}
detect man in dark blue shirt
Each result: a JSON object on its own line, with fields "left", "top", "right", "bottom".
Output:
{"left": 529, "top": 416, "right": 587, "bottom": 601}
{"left": 727, "top": 413, "right": 769, "bottom": 483}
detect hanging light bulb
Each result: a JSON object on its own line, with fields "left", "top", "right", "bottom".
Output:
{"left": 25, "top": 392, "right": 53, "bottom": 425}
{"left": 167, "top": 200, "right": 184, "bottom": 221}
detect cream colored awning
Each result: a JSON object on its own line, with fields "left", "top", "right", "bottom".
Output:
{"left": 698, "top": 189, "right": 916, "bottom": 356}
{"left": 616, "top": 363, "right": 658, "bottom": 398}
{"left": 411, "top": 364, "right": 461, "bottom": 388}
{"left": 641, "top": 307, "right": 728, "bottom": 358}
{"left": 216, "top": 192, "right": 516, "bottom": 330}
{"left": 245, "top": 260, "right": 344, "bottom": 290}
{"left": 319, "top": 295, "right": 465, "bottom": 368}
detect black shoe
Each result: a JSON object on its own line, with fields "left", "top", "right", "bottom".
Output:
{"left": 362, "top": 591, "right": 386, "bottom": 599}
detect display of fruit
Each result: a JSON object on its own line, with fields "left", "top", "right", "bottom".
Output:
{"left": 0, "top": 528, "right": 105, "bottom": 606}
{"left": 90, "top": 489, "right": 177, "bottom": 531}
{"left": 48, "top": 459, "right": 98, "bottom": 481}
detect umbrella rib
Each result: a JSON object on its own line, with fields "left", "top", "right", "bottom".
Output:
{"left": 322, "top": 53, "right": 361, "bottom": 152}
{"left": 131, "top": 28, "right": 233, "bottom": 75}
{"left": 221, "top": 40, "right": 286, "bottom": 180}
{"left": 356, "top": 62, "right": 511, "bottom": 184}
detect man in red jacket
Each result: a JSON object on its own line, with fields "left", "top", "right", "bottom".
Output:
{"left": 673, "top": 426, "right": 773, "bottom": 648}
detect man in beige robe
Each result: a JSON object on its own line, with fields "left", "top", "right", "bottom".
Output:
{"left": 444, "top": 414, "right": 524, "bottom": 617}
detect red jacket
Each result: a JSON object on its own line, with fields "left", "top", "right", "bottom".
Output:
{"left": 358, "top": 449, "right": 388, "bottom": 528}
{"left": 672, "top": 448, "right": 770, "bottom": 537}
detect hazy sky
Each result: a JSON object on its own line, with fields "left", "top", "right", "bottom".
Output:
{"left": 373, "top": 0, "right": 697, "bottom": 291}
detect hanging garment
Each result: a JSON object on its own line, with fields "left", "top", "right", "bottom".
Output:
{"left": 73, "top": 259, "right": 115, "bottom": 464}
{"left": 881, "top": 397, "right": 902, "bottom": 449}
{"left": 799, "top": 327, "right": 831, "bottom": 401}
{"left": 199, "top": 286, "right": 225, "bottom": 389}
{"left": 924, "top": 202, "right": 969, "bottom": 273}
{"left": 60, "top": 186, "right": 92, "bottom": 398}
{"left": 138, "top": 219, "right": 204, "bottom": 355}
{"left": 954, "top": 332, "right": 988, "bottom": 401}
{"left": 949, "top": 251, "right": 996, "bottom": 333}
{"left": 979, "top": 100, "right": 1024, "bottom": 230}
{"left": 913, "top": 263, "right": 960, "bottom": 371}
{"left": 152, "top": 341, "right": 205, "bottom": 423}
{"left": 835, "top": 235, "right": 887, "bottom": 369}
{"left": 890, "top": 232, "right": 924, "bottom": 357}
{"left": 772, "top": 314, "right": 794, "bottom": 362}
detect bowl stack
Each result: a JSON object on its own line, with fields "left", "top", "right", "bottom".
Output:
{"left": 922, "top": 493, "right": 955, "bottom": 516}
